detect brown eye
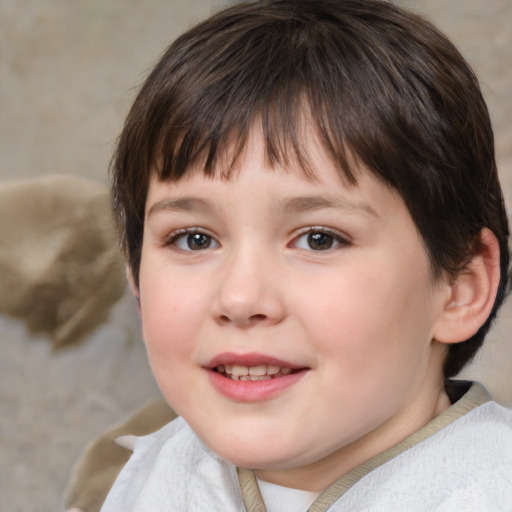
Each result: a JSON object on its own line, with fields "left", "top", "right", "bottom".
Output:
{"left": 171, "top": 231, "right": 219, "bottom": 251}
{"left": 292, "top": 228, "right": 347, "bottom": 251}
{"left": 307, "top": 232, "right": 334, "bottom": 250}
{"left": 187, "top": 233, "right": 212, "bottom": 250}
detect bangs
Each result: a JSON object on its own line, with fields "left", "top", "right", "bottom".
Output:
{"left": 156, "top": 96, "right": 358, "bottom": 185}
{"left": 150, "top": 25, "right": 360, "bottom": 183}
{"left": 118, "top": 0, "right": 446, "bottom": 206}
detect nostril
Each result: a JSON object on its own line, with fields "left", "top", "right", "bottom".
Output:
{"left": 219, "top": 314, "right": 231, "bottom": 324}
{"left": 217, "top": 312, "right": 268, "bottom": 326}
{"left": 249, "top": 314, "right": 267, "bottom": 322}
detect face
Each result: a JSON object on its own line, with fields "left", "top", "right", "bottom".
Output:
{"left": 138, "top": 129, "right": 452, "bottom": 490}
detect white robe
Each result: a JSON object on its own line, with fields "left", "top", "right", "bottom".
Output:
{"left": 100, "top": 399, "right": 512, "bottom": 512}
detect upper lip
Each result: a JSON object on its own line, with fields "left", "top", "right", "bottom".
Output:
{"left": 204, "top": 352, "right": 305, "bottom": 370}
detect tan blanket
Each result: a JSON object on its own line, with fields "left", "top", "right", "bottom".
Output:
{"left": 0, "top": 174, "right": 125, "bottom": 348}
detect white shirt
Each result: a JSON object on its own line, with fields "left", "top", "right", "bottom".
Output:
{"left": 256, "top": 478, "right": 320, "bottom": 512}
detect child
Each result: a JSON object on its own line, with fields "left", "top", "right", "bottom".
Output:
{"left": 67, "top": 0, "right": 512, "bottom": 510}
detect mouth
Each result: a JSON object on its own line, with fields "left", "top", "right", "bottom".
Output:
{"left": 204, "top": 353, "right": 309, "bottom": 401}
{"left": 213, "top": 364, "right": 297, "bottom": 381}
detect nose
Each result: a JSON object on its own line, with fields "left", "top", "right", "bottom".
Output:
{"left": 212, "top": 247, "right": 285, "bottom": 328}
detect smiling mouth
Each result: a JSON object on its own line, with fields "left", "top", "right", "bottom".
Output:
{"left": 214, "top": 364, "right": 297, "bottom": 381}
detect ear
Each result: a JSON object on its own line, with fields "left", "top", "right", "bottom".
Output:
{"left": 126, "top": 265, "right": 141, "bottom": 313}
{"left": 433, "top": 228, "right": 501, "bottom": 344}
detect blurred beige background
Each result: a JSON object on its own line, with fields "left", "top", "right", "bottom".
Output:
{"left": 0, "top": 1, "right": 511, "bottom": 511}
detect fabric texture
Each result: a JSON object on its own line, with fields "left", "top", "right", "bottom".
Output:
{"left": 322, "top": 400, "right": 512, "bottom": 511}
{"left": 99, "top": 417, "right": 246, "bottom": 512}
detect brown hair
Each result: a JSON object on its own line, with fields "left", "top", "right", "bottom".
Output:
{"left": 111, "top": 0, "right": 510, "bottom": 377}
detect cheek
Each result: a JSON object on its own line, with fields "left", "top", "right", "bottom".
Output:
{"left": 304, "top": 270, "right": 388, "bottom": 339}
{"left": 303, "top": 268, "right": 429, "bottom": 375}
{"left": 139, "top": 284, "right": 201, "bottom": 410}
{"left": 139, "top": 271, "right": 200, "bottom": 364}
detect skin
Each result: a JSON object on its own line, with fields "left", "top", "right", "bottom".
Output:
{"left": 136, "top": 128, "right": 457, "bottom": 492}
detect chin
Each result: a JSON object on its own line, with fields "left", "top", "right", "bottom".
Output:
{"left": 204, "top": 434, "right": 307, "bottom": 471}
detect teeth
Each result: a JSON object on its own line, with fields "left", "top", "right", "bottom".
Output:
{"left": 217, "top": 364, "right": 294, "bottom": 380}
{"left": 230, "top": 365, "right": 249, "bottom": 377}
{"left": 248, "top": 365, "right": 267, "bottom": 376}
{"left": 240, "top": 375, "right": 272, "bottom": 381}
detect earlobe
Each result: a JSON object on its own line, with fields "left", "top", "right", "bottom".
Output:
{"left": 433, "top": 228, "right": 501, "bottom": 344}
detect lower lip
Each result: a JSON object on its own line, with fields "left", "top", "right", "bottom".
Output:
{"left": 207, "top": 369, "right": 308, "bottom": 402}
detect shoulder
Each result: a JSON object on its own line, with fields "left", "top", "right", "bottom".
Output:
{"left": 435, "top": 400, "right": 512, "bottom": 466}
{"left": 333, "top": 400, "right": 512, "bottom": 511}
{"left": 100, "top": 414, "right": 244, "bottom": 512}
{"left": 64, "top": 399, "right": 177, "bottom": 512}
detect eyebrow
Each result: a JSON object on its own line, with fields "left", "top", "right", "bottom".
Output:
{"left": 147, "top": 194, "right": 379, "bottom": 219}
{"left": 147, "top": 197, "right": 213, "bottom": 217}
{"left": 279, "top": 195, "right": 379, "bottom": 218}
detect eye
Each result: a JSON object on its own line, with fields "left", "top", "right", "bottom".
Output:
{"left": 169, "top": 230, "right": 220, "bottom": 251}
{"left": 292, "top": 228, "right": 347, "bottom": 251}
